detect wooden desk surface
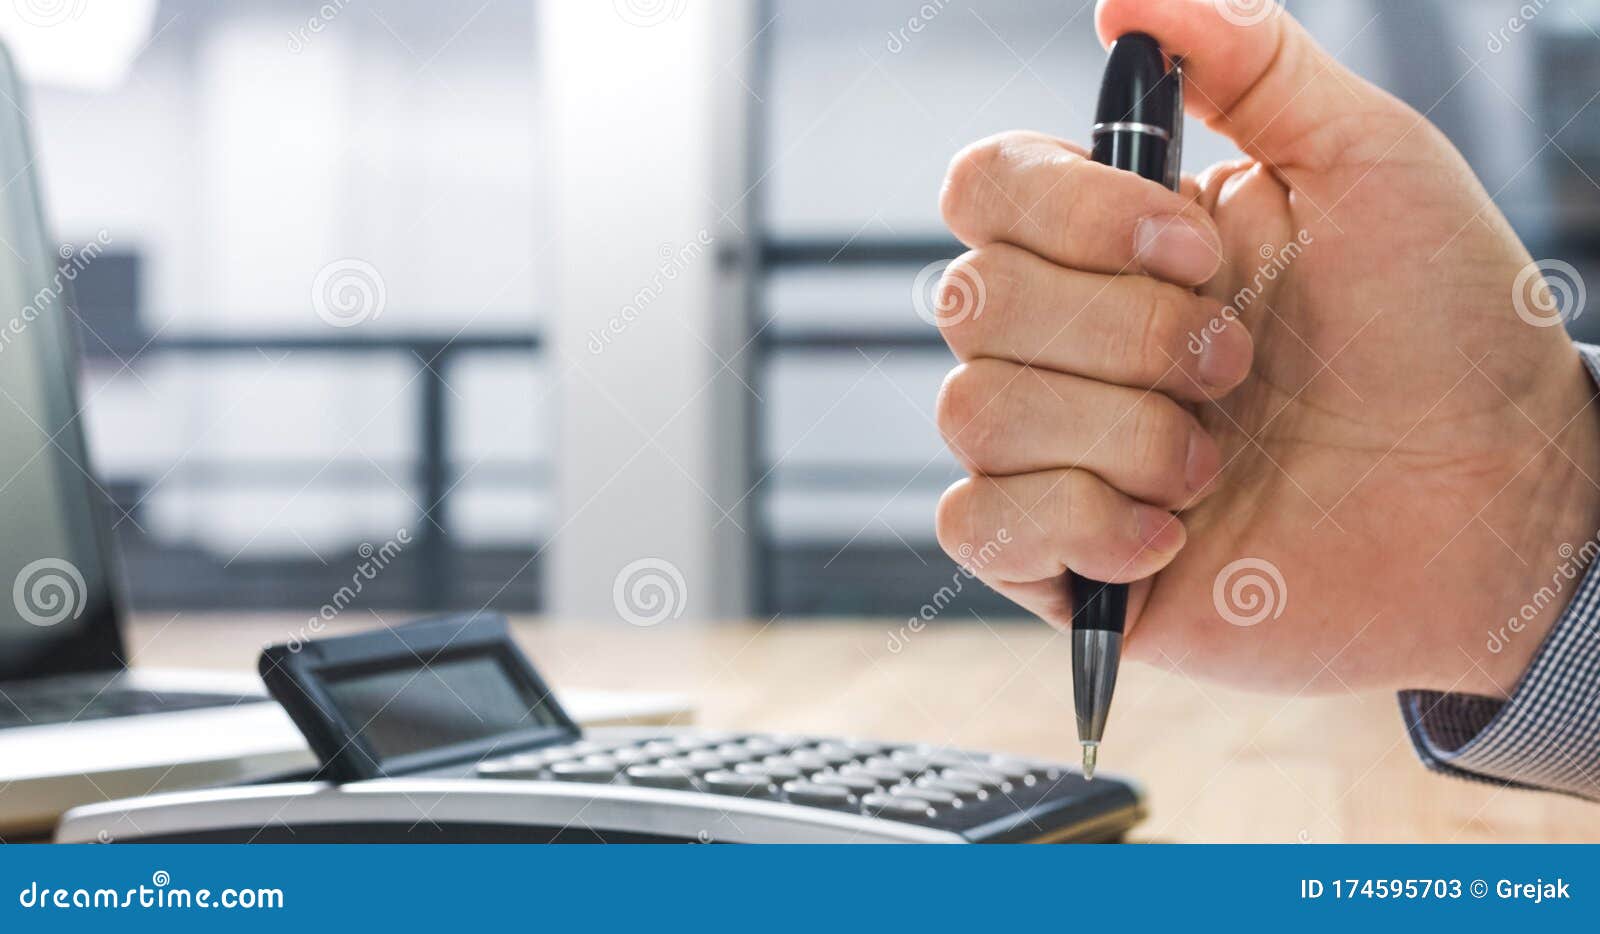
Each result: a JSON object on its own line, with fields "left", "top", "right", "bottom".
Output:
{"left": 130, "top": 613, "right": 1598, "bottom": 843}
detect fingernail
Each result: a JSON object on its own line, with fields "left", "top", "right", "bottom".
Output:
{"left": 1197, "top": 318, "right": 1252, "bottom": 389}
{"left": 1134, "top": 504, "right": 1185, "bottom": 556}
{"left": 1135, "top": 215, "right": 1221, "bottom": 286}
{"left": 1185, "top": 428, "right": 1220, "bottom": 495}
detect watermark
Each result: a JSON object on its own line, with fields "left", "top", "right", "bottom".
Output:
{"left": 18, "top": 870, "right": 284, "bottom": 911}
{"left": 311, "top": 258, "right": 387, "bottom": 328}
{"left": 1487, "top": 0, "right": 1553, "bottom": 54}
{"left": 0, "top": 229, "right": 113, "bottom": 357}
{"left": 1511, "top": 259, "right": 1585, "bottom": 328}
{"left": 287, "top": 0, "right": 354, "bottom": 53}
{"left": 613, "top": 557, "right": 688, "bottom": 627}
{"left": 587, "top": 230, "right": 714, "bottom": 354}
{"left": 12, "top": 0, "right": 87, "bottom": 29}
{"left": 613, "top": 0, "right": 686, "bottom": 28}
{"left": 1212, "top": 557, "right": 1287, "bottom": 627}
{"left": 1213, "top": 0, "right": 1281, "bottom": 28}
{"left": 1486, "top": 535, "right": 1600, "bottom": 654}
{"left": 286, "top": 529, "right": 412, "bottom": 652}
{"left": 912, "top": 258, "right": 986, "bottom": 329}
{"left": 1188, "top": 230, "right": 1313, "bottom": 356}
{"left": 12, "top": 557, "right": 86, "bottom": 628}
{"left": 885, "top": 0, "right": 953, "bottom": 54}
{"left": 887, "top": 529, "right": 1012, "bottom": 653}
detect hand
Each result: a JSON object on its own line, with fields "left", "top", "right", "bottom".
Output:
{"left": 932, "top": 0, "right": 1600, "bottom": 697}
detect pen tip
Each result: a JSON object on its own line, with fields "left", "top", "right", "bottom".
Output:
{"left": 1081, "top": 742, "right": 1098, "bottom": 780}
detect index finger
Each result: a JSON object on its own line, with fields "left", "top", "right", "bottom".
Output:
{"left": 939, "top": 131, "right": 1222, "bottom": 287}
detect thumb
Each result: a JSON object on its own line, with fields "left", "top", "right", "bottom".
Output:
{"left": 1095, "top": 0, "right": 1413, "bottom": 171}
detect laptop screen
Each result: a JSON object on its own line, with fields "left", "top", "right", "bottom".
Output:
{"left": 0, "top": 47, "right": 122, "bottom": 681}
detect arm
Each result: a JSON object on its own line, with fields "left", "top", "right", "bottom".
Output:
{"left": 1402, "top": 343, "right": 1600, "bottom": 799}
{"left": 931, "top": 0, "right": 1600, "bottom": 800}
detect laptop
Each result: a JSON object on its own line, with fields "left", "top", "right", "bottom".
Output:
{"left": 0, "top": 45, "right": 688, "bottom": 837}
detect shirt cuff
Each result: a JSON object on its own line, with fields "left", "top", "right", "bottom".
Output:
{"left": 1398, "top": 342, "right": 1600, "bottom": 799}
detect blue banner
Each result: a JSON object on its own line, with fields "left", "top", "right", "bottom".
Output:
{"left": 0, "top": 844, "right": 1592, "bottom": 931}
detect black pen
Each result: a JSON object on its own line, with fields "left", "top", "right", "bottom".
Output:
{"left": 1072, "top": 32, "right": 1184, "bottom": 780}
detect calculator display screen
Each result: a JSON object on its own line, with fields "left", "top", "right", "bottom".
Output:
{"left": 323, "top": 653, "right": 560, "bottom": 760}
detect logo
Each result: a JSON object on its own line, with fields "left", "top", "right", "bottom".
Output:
{"left": 911, "top": 259, "right": 986, "bottom": 328}
{"left": 1214, "top": 0, "right": 1282, "bottom": 27}
{"left": 1512, "top": 259, "right": 1586, "bottom": 328}
{"left": 1212, "top": 557, "right": 1287, "bottom": 627}
{"left": 612, "top": 557, "right": 687, "bottom": 627}
{"left": 13, "top": 558, "right": 86, "bottom": 627}
{"left": 13, "top": 0, "right": 87, "bottom": 28}
{"left": 613, "top": 0, "right": 686, "bottom": 27}
{"left": 311, "top": 258, "right": 387, "bottom": 328}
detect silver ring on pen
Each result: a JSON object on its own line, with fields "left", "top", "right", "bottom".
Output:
{"left": 1090, "top": 121, "right": 1172, "bottom": 140}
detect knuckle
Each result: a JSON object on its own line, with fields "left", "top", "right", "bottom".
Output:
{"left": 1048, "top": 469, "right": 1093, "bottom": 556}
{"left": 1139, "top": 291, "right": 1190, "bottom": 379}
{"left": 937, "top": 247, "right": 1010, "bottom": 353}
{"left": 940, "top": 137, "right": 1005, "bottom": 231}
{"left": 934, "top": 479, "right": 977, "bottom": 561}
{"left": 1119, "top": 288, "right": 1184, "bottom": 381}
{"left": 935, "top": 361, "right": 1008, "bottom": 469}
{"left": 1125, "top": 396, "right": 1189, "bottom": 479}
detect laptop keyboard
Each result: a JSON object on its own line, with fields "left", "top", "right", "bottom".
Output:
{"left": 0, "top": 685, "right": 264, "bottom": 729}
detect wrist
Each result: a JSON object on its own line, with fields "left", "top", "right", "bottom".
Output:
{"left": 1476, "top": 346, "right": 1600, "bottom": 696}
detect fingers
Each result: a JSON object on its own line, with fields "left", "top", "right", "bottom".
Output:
{"left": 937, "top": 243, "right": 1253, "bottom": 401}
{"left": 936, "top": 471, "right": 1185, "bottom": 586}
{"left": 940, "top": 132, "right": 1223, "bottom": 287}
{"left": 1095, "top": 0, "right": 1415, "bottom": 170}
{"left": 975, "top": 576, "right": 1153, "bottom": 634}
{"left": 937, "top": 359, "right": 1221, "bottom": 510}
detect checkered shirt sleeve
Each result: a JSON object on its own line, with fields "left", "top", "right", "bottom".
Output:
{"left": 1398, "top": 342, "right": 1600, "bottom": 800}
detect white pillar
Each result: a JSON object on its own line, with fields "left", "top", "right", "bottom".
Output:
{"left": 541, "top": 1, "right": 757, "bottom": 623}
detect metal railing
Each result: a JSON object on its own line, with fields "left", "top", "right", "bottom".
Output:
{"left": 98, "top": 331, "right": 542, "bottom": 610}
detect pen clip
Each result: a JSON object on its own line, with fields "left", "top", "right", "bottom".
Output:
{"left": 1163, "top": 56, "right": 1184, "bottom": 192}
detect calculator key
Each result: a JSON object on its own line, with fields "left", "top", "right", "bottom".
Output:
{"left": 641, "top": 740, "right": 681, "bottom": 757}
{"left": 538, "top": 746, "right": 584, "bottom": 764}
{"left": 770, "top": 737, "right": 816, "bottom": 756}
{"left": 786, "top": 750, "right": 831, "bottom": 771}
{"left": 714, "top": 744, "right": 757, "bottom": 764}
{"left": 625, "top": 764, "right": 698, "bottom": 790}
{"left": 610, "top": 747, "right": 654, "bottom": 766}
{"left": 890, "top": 784, "right": 961, "bottom": 807}
{"left": 812, "top": 743, "right": 857, "bottom": 767}
{"left": 684, "top": 751, "right": 729, "bottom": 771}
{"left": 865, "top": 756, "right": 925, "bottom": 778}
{"left": 672, "top": 735, "right": 718, "bottom": 752}
{"left": 942, "top": 767, "right": 1013, "bottom": 793}
{"left": 736, "top": 760, "right": 802, "bottom": 782}
{"left": 887, "top": 750, "right": 935, "bottom": 772}
{"left": 916, "top": 747, "right": 980, "bottom": 770}
{"left": 838, "top": 763, "right": 907, "bottom": 788}
{"left": 861, "top": 793, "right": 938, "bottom": 823}
{"left": 996, "top": 757, "right": 1062, "bottom": 782}
{"left": 582, "top": 755, "right": 620, "bottom": 770}
{"left": 475, "top": 756, "right": 544, "bottom": 779}
{"left": 738, "top": 738, "right": 782, "bottom": 757}
{"left": 980, "top": 759, "right": 1036, "bottom": 785}
{"left": 703, "top": 770, "right": 779, "bottom": 798}
{"left": 548, "top": 761, "right": 619, "bottom": 783}
{"left": 841, "top": 739, "right": 888, "bottom": 757}
{"left": 781, "top": 781, "right": 858, "bottom": 810}
{"left": 916, "top": 776, "right": 988, "bottom": 802}
{"left": 811, "top": 772, "right": 879, "bottom": 795}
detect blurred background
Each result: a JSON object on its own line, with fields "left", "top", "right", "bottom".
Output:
{"left": 8, "top": 0, "right": 1599, "bottom": 623}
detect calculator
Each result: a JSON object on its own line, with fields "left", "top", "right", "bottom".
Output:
{"left": 54, "top": 614, "right": 1145, "bottom": 844}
